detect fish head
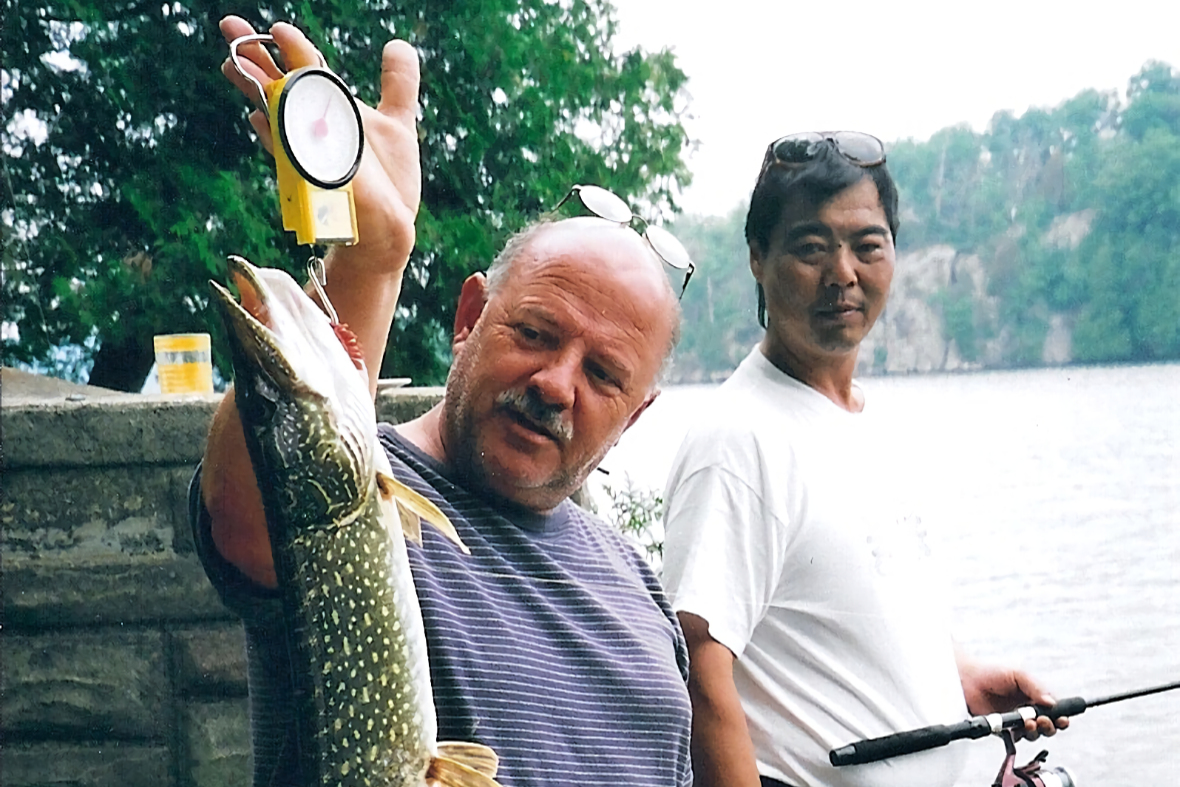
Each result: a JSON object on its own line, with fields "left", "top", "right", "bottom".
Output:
{"left": 209, "top": 254, "right": 378, "bottom": 532}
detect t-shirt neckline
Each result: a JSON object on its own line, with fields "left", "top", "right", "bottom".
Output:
{"left": 380, "top": 424, "right": 573, "bottom": 535}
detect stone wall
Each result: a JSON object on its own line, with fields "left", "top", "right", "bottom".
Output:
{"left": 1, "top": 372, "right": 441, "bottom": 787}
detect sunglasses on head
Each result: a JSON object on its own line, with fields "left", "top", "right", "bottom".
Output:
{"left": 552, "top": 184, "right": 695, "bottom": 299}
{"left": 760, "top": 131, "right": 886, "bottom": 178}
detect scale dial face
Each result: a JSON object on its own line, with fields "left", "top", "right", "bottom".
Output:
{"left": 277, "top": 69, "right": 364, "bottom": 189}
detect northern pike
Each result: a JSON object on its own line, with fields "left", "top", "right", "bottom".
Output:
{"left": 210, "top": 254, "right": 501, "bottom": 787}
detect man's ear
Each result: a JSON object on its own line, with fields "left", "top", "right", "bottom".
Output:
{"left": 748, "top": 241, "right": 764, "bottom": 283}
{"left": 453, "top": 272, "right": 489, "bottom": 351}
{"left": 621, "top": 390, "right": 660, "bottom": 436}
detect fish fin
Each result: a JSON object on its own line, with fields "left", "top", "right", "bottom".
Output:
{"left": 436, "top": 742, "right": 499, "bottom": 778}
{"left": 375, "top": 470, "right": 470, "bottom": 555}
{"left": 426, "top": 754, "right": 504, "bottom": 787}
{"left": 395, "top": 496, "right": 425, "bottom": 545}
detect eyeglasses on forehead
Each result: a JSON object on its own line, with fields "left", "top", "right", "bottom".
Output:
{"left": 552, "top": 184, "right": 695, "bottom": 299}
{"left": 763, "top": 131, "right": 886, "bottom": 172}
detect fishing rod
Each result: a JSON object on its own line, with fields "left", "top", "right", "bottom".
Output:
{"left": 829, "top": 678, "right": 1180, "bottom": 767}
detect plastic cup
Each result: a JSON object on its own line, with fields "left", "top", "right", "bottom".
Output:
{"left": 154, "top": 333, "right": 214, "bottom": 394}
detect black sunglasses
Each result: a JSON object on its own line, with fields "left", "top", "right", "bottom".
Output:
{"left": 760, "top": 131, "right": 886, "bottom": 179}
{"left": 552, "top": 184, "right": 695, "bottom": 299}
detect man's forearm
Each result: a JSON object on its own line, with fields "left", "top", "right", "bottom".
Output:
{"left": 320, "top": 243, "right": 407, "bottom": 396}
{"left": 680, "top": 612, "right": 763, "bottom": 787}
{"left": 203, "top": 390, "right": 275, "bottom": 586}
{"left": 689, "top": 699, "right": 763, "bottom": 787}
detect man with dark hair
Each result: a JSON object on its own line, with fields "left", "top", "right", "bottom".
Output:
{"left": 197, "top": 17, "right": 693, "bottom": 787}
{"left": 661, "top": 132, "right": 1064, "bottom": 787}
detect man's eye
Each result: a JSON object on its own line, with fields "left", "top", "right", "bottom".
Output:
{"left": 586, "top": 363, "right": 618, "bottom": 388}
{"left": 791, "top": 243, "right": 825, "bottom": 258}
{"left": 516, "top": 325, "right": 542, "bottom": 342}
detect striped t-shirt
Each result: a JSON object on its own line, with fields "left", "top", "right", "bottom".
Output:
{"left": 190, "top": 424, "right": 692, "bottom": 787}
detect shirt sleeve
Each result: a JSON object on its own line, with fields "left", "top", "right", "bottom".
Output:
{"left": 187, "top": 464, "right": 284, "bottom": 625}
{"left": 660, "top": 431, "right": 789, "bottom": 660}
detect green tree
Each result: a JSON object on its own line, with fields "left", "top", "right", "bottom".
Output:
{"left": 1074, "top": 126, "right": 1180, "bottom": 362}
{"left": 668, "top": 204, "right": 761, "bottom": 381}
{"left": 2, "top": 0, "right": 691, "bottom": 390}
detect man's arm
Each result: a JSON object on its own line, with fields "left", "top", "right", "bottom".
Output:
{"left": 956, "top": 645, "right": 1069, "bottom": 739}
{"left": 679, "top": 612, "right": 763, "bottom": 787}
{"left": 202, "top": 17, "right": 422, "bottom": 588}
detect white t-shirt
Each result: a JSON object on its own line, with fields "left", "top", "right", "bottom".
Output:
{"left": 662, "top": 348, "right": 968, "bottom": 787}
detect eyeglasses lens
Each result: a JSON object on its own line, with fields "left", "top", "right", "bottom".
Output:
{"left": 772, "top": 133, "right": 825, "bottom": 163}
{"left": 644, "top": 224, "right": 692, "bottom": 272}
{"left": 831, "top": 131, "right": 884, "bottom": 164}
{"left": 575, "top": 185, "right": 634, "bottom": 224}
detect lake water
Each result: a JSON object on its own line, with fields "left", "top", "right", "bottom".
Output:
{"left": 590, "top": 362, "right": 1180, "bottom": 787}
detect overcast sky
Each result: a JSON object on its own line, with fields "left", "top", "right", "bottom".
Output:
{"left": 610, "top": 0, "right": 1179, "bottom": 217}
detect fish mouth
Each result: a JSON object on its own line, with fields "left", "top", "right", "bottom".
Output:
{"left": 209, "top": 255, "right": 300, "bottom": 390}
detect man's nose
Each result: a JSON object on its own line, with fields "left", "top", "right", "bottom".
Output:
{"left": 823, "top": 244, "right": 857, "bottom": 289}
{"left": 528, "top": 350, "right": 579, "bottom": 410}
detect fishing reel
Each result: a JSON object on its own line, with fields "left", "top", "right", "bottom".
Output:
{"left": 991, "top": 730, "right": 1077, "bottom": 787}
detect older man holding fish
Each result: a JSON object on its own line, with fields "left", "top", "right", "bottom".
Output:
{"left": 194, "top": 15, "right": 691, "bottom": 787}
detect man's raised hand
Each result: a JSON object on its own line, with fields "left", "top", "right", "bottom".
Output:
{"left": 218, "top": 16, "right": 421, "bottom": 271}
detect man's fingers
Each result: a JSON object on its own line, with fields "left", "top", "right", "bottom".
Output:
{"left": 377, "top": 40, "right": 421, "bottom": 123}
{"left": 248, "top": 111, "right": 275, "bottom": 156}
{"left": 270, "top": 22, "right": 327, "bottom": 72}
{"left": 221, "top": 58, "right": 268, "bottom": 110}
{"left": 220, "top": 16, "right": 284, "bottom": 80}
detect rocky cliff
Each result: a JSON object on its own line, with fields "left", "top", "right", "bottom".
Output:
{"left": 855, "top": 210, "right": 1095, "bottom": 376}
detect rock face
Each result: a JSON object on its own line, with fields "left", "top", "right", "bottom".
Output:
{"left": 859, "top": 245, "right": 964, "bottom": 375}
{"left": 857, "top": 211, "right": 1094, "bottom": 376}
{"left": 1, "top": 371, "right": 441, "bottom": 787}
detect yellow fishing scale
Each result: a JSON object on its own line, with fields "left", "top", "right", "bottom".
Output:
{"left": 229, "top": 33, "right": 362, "bottom": 318}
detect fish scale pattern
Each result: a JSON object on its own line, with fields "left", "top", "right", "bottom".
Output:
{"left": 289, "top": 492, "right": 430, "bottom": 787}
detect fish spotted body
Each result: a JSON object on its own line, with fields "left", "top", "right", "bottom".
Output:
{"left": 210, "top": 255, "right": 500, "bottom": 787}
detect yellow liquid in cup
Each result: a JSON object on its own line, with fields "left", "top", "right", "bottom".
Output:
{"left": 154, "top": 333, "right": 214, "bottom": 394}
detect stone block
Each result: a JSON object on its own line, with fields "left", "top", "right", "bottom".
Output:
{"left": 173, "top": 625, "right": 248, "bottom": 697}
{"left": 4, "top": 465, "right": 192, "bottom": 562}
{"left": 2, "top": 742, "right": 172, "bottom": 787}
{"left": 3, "top": 386, "right": 440, "bottom": 471}
{"left": 375, "top": 386, "right": 443, "bottom": 424}
{"left": 183, "top": 699, "right": 252, "bottom": 787}
{"left": 3, "top": 396, "right": 220, "bottom": 469}
{"left": 4, "top": 555, "right": 232, "bottom": 630}
{"left": 3, "top": 631, "right": 168, "bottom": 739}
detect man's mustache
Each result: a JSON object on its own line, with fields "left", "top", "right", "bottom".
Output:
{"left": 495, "top": 388, "right": 574, "bottom": 444}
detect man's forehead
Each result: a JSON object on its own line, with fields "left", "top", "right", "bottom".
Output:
{"left": 776, "top": 179, "right": 887, "bottom": 232}
{"left": 496, "top": 223, "right": 676, "bottom": 362}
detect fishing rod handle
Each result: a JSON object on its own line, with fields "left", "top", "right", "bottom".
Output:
{"left": 1034, "top": 695, "right": 1087, "bottom": 720}
{"left": 828, "top": 700, "right": 1074, "bottom": 768}
{"left": 829, "top": 718, "right": 993, "bottom": 766}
